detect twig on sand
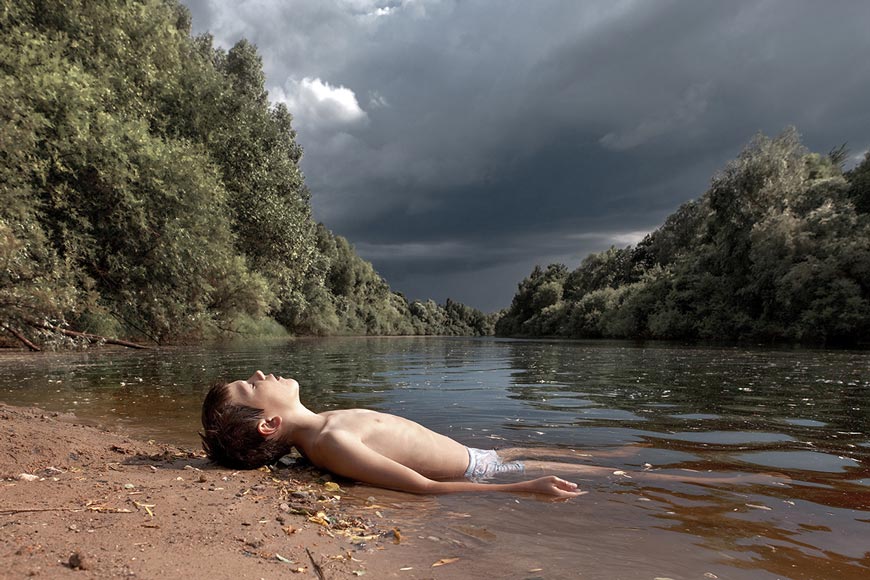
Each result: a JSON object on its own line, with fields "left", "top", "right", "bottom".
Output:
{"left": 0, "top": 507, "right": 81, "bottom": 516}
{"left": 306, "top": 548, "right": 326, "bottom": 580}
{"left": 0, "top": 505, "right": 133, "bottom": 516}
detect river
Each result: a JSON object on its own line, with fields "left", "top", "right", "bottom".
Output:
{"left": 1, "top": 337, "right": 868, "bottom": 579}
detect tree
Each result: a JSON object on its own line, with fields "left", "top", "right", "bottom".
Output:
{"left": 0, "top": 0, "right": 494, "bottom": 346}
{"left": 497, "top": 128, "right": 870, "bottom": 344}
{"left": 846, "top": 151, "right": 870, "bottom": 214}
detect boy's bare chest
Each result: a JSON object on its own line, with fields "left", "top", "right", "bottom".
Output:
{"left": 313, "top": 410, "right": 469, "bottom": 479}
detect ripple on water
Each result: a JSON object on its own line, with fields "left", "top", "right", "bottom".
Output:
{"left": 668, "top": 413, "right": 721, "bottom": 420}
{"left": 656, "top": 430, "right": 795, "bottom": 445}
{"left": 577, "top": 408, "right": 646, "bottom": 421}
{"left": 781, "top": 418, "right": 828, "bottom": 427}
{"left": 631, "top": 448, "right": 700, "bottom": 466}
{"left": 735, "top": 450, "right": 861, "bottom": 473}
{"left": 540, "top": 397, "right": 597, "bottom": 408}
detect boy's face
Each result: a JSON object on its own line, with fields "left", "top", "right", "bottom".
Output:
{"left": 227, "top": 371, "right": 300, "bottom": 415}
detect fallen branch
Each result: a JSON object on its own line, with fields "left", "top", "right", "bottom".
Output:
{"left": 1, "top": 324, "right": 41, "bottom": 351}
{"left": 0, "top": 507, "right": 81, "bottom": 515}
{"left": 29, "top": 322, "right": 151, "bottom": 350}
{"left": 108, "top": 311, "right": 162, "bottom": 346}
{"left": 306, "top": 548, "right": 326, "bottom": 580}
{"left": 0, "top": 505, "right": 132, "bottom": 516}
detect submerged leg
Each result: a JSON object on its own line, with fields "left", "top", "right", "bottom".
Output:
{"left": 521, "top": 460, "right": 787, "bottom": 486}
{"left": 497, "top": 444, "right": 647, "bottom": 462}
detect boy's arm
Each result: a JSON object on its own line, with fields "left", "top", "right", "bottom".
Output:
{"left": 314, "top": 431, "right": 585, "bottom": 498}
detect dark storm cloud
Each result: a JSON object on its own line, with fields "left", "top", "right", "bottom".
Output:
{"left": 182, "top": 0, "right": 870, "bottom": 310}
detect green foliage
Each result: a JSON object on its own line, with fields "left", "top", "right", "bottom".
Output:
{"left": 0, "top": 0, "right": 277, "bottom": 344}
{"left": 498, "top": 129, "right": 870, "bottom": 345}
{"left": 846, "top": 151, "right": 870, "bottom": 214}
{"left": 0, "top": 0, "right": 488, "bottom": 346}
{"left": 495, "top": 264, "right": 568, "bottom": 335}
{"left": 292, "top": 225, "right": 494, "bottom": 336}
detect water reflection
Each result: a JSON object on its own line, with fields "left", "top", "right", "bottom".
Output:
{"left": 0, "top": 337, "right": 868, "bottom": 578}
{"left": 736, "top": 450, "right": 861, "bottom": 472}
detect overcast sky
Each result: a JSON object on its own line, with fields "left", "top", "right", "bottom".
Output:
{"left": 182, "top": 0, "right": 870, "bottom": 311}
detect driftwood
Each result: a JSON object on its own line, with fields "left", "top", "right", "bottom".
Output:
{"left": 29, "top": 322, "right": 151, "bottom": 350}
{"left": 1, "top": 324, "right": 41, "bottom": 352}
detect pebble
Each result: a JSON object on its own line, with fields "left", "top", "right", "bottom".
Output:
{"left": 123, "top": 483, "right": 135, "bottom": 490}
{"left": 16, "top": 473, "right": 39, "bottom": 482}
{"left": 68, "top": 552, "right": 91, "bottom": 570}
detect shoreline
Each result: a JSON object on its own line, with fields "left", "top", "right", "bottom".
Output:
{"left": 0, "top": 403, "right": 469, "bottom": 579}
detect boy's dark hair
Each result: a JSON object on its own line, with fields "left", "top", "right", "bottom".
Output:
{"left": 200, "top": 380, "right": 292, "bottom": 469}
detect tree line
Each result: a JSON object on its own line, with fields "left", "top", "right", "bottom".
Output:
{"left": 0, "top": 0, "right": 493, "bottom": 348}
{"left": 4, "top": 1, "right": 865, "bottom": 349}
{"left": 496, "top": 129, "right": 870, "bottom": 345}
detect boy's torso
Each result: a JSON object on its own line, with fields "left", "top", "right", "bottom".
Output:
{"left": 301, "top": 409, "right": 470, "bottom": 480}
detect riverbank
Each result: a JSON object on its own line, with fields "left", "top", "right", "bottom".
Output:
{"left": 0, "top": 403, "right": 469, "bottom": 579}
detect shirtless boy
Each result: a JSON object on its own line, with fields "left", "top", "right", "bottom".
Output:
{"left": 201, "top": 371, "right": 775, "bottom": 497}
{"left": 201, "top": 371, "right": 587, "bottom": 497}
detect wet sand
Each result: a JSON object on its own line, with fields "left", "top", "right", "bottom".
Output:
{"left": 0, "top": 403, "right": 475, "bottom": 579}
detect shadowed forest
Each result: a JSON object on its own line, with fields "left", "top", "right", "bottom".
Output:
{"left": 497, "top": 131, "right": 870, "bottom": 345}
{"left": 0, "top": 0, "right": 494, "bottom": 347}
{"left": 2, "top": 1, "right": 868, "bottom": 348}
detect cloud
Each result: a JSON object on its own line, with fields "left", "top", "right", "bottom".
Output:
{"left": 367, "top": 90, "right": 389, "bottom": 109}
{"left": 354, "top": 240, "right": 470, "bottom": 261}
{"left": 565, "top": 230, "right": 650, "bottom": 248}
{"left": 371, "top": 6, "right": 393, "bottom": 17}
{"left": 272, "top": 77, "right": 368, "bottom": 132}
{"left": 599, "top": 83, "right": 712, "bottom": 151}
{"left": 182, "top": 0, "right": 870, "bottom": 310}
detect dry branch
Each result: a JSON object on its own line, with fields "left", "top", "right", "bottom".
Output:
{"left": 306, "top": 548, "right": 327, "bottom": 580}
{"left": 1, "top": 324, "right": 41, "bottom": 351}
{"left": 0, "top": 507, "right": 80, "bottom": 515}
{"left": 29, "top": 322, "right": 151, "bottom": 350}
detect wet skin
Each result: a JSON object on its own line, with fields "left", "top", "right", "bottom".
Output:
{"left": 228, "top": 372, "right": 784, "bottom": 496}
{"left": 227, "top": 371, "right": 584, "bottom": 497}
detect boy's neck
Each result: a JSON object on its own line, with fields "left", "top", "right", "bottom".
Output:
{"left": 278, "top": 405, "right": 325, "bottom": 449}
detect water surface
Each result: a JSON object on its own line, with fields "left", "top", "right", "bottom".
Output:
{"left": 1, "top": 337, "right": 868, "bottom": 579}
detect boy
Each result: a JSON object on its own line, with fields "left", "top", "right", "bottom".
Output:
{"left": 201, "top": 371, "right": 587, "bottom": 497}
{"left": 201, "top": 372, "right": 773, "bottom": 496}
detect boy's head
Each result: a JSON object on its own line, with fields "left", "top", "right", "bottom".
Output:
{"left": 200, "top": 374, "right": 294, "bottom": 469}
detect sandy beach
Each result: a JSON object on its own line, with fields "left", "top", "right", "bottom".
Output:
{"left": 0, "top": 403, "right": 479, "bottom": 579}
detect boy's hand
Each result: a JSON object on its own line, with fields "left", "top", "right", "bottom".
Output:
{"left": 525, "top": 476, "right": 587, "bottom": 498}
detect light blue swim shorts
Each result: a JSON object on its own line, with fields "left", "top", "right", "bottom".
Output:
{"left": 464, "top": 448, "right": 526, "bottom": 482}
